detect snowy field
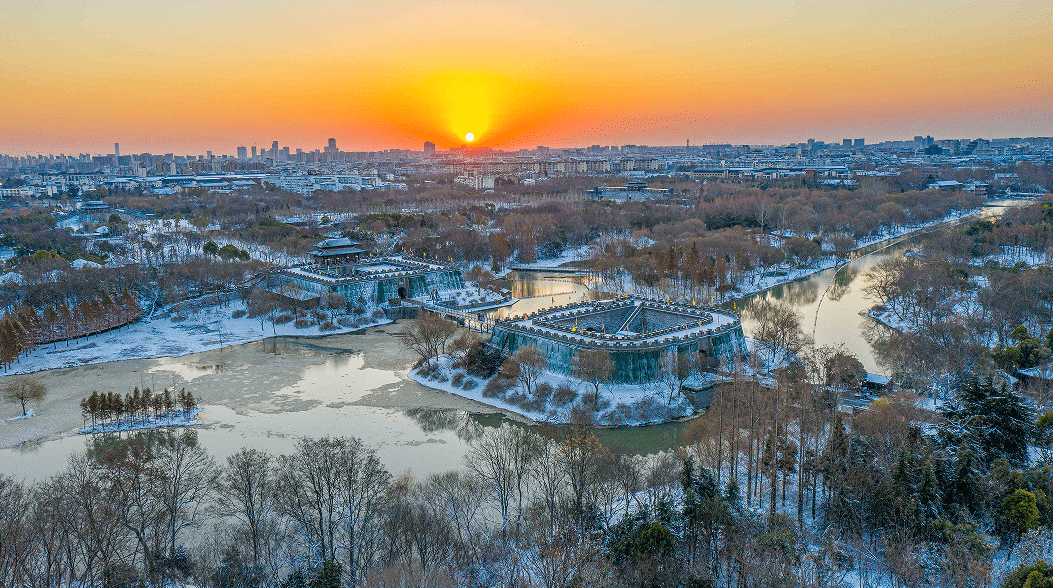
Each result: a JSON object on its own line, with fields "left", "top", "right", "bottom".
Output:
{"left": 7, "top": 301, "right": 390, "bottom": 376}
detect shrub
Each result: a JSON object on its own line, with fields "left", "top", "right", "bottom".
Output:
{"left": 569, "top": 404, "right": 595, "bottom": 425}
{"left": 520, "top": 396, "right": 544, "bottom": 412}
{"left": 231, "top": 309, "right": 247, "bottom": 319}
{"left": 319, "top": 321, "right": 339, "bottom": 332}
{"left": 294, "top": 319, "right": 309, "bottom": 329}
{"left": 534, "top": 382, "right": 553, "bottom": 403}
{"left": 552, "top": 385, "right": 578, "bottom": 407}
{"left": 634, "top": 397, "right": 663, "bottom": 421}
{"left": 274, "top": 313, "right": 294, "bottom": 325}
{"left": 612, "top": 403, "right": 634, "bottom": 425}
{"left": 1002, "top": 561, "right": 1053, "bottom": 588}
{"left": 505, "top": 391, "right": 527, "bottom": 407}
{"left": 482, "top": 378, "right": 508, "bottom": 398}
{"left": 499, "top": 358, "right": 520, "bottom": 381}
{"left": 451, "top": 372, "right": 465, "bottom": 387}
{"left": 461, "top": 378, "right": 477, "bottom": 390}
{"left": 353, "top": 306, "right": 366, "bottom": 315}
{"left": 372, "top": 310, "right": 386, "bottom": 320}
{"left": 463, "top": 343, "right": 504, "bottom": 378}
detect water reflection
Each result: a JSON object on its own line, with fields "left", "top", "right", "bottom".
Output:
{"left": 490, "top": 271, "right": 600, "bottom": 318}
{"left": 827, "top": 265, "right": 860, "bottom": 302}
{"left": 739, "top": 242, "right": 916, "bottom": 373}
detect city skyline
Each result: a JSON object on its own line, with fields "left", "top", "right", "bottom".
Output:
{"left": 1, "top": 133, "right": 1046, "bottom": 160}
{"left": 2, "top": 0, "right": 1051, "bottom": 154}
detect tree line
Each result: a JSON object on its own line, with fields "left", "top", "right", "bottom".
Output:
{"left": 0, "top": 290, "right": 140, "bottom": 369}
{"left": 80, "top": 387, "right": 198, "bottom": 431}
{"left": 5, "top": 369, "right": 1053, "bottom": 588}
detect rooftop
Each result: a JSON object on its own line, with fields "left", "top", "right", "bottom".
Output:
{"left": 496, "top": 297, "right": 741, "bottom": 350}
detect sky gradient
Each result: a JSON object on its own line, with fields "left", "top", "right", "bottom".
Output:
{"left": 1, "top": 0, "right": 1051, "bottom": 154}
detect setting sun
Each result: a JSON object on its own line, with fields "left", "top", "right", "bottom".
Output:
{"left": 464, "top": 133, "right": 475, "bottom": 142}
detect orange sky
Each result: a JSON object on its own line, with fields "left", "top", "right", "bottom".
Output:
{"left": 1, "top": 0, "right": 1051, "bottom": 154}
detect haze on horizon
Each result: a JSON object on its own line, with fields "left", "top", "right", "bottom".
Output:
{"left": 1, "top": 0, "right": 1050, "bottom": 155}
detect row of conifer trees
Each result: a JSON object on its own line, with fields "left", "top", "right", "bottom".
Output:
{"left": 80, "top": 386, "right": 198, "bottom": 430}
{"left": 0, "top": 290, "right": 140, "bottom": 369}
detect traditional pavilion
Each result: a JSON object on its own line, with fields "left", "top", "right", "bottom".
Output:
{"left": 308, "top": 237, "right": 367, "bottom": 265}
{"left": 275, "top": 256, "right": 464, "bottom": 305}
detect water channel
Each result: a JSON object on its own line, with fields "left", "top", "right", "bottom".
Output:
{"left": 0, "top": 201, "right": 1024, "bottom": 481}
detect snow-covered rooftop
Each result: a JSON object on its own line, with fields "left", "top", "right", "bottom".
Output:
{"left": 496, "top": 297, "right": 741, "bottom": 349}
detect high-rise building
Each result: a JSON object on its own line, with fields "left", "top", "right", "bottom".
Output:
{"left": 843, "top": 139, "right": 852, "bottom": 147}
{"left": 854, "top": 138, "right": 865, "bottom": 148}
{"left": 206, "top": 150, "right": 213, "bottom": 160}
{"left": 271, "top": 141, "right": 279, "bottom": 160}
{"left": 251, "top": 146, "right": 257, "bottom": 159}
{"left": 423, "top": 141, "right": 436, "bottom": 155}
{"left": 114, "top": 143, "right": 120, "bottom": 158}
{"left": 328, "top": 138, "right": 337, "bottom": 150}
{"left": 237, "top": 146, "right": 247, "bottom": 159}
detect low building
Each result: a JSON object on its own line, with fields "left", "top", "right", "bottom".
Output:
{"left": 488, "top": 297, "right": 746, "bottom": 384}
{"left": 275, "top": 257, "right": 465, "bottom": 305}
{"left": 454, "top": 174, "right": 496, "bottom": 190}
{"left": 308, "top": 237, "right": 366, "bottom": 265}
{"left": 585, "top": 180, "right": 674, "bottom": 202}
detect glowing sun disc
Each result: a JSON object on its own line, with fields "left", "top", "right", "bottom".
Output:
{"left": 464, "top": 133, "right": 475, "bottom": 142}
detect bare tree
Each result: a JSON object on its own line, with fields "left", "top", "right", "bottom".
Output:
{"left": 658, "top": 350, "right": 696, "bottom": 404}
{"left": 3, "top": 375, "right": 46, "bottom": 417}
{"left": 401, "top": 312, "right": 458, "bottom": 366}
{"left": 219, "top": 448, "right": 279, "bottom": 574}
{"left": 154, "top": 431, "right": 219, "bottom": 564}
{"left": 572, "top": 350, "right": 614, "bottom": 408}
{"left": 277, "top": 436, "right": 390, "bottom": 587}
{"left": 512, "top": 345, "right": 547, "bottom": 398}
{"left": 464, "top": 423, "right": 541, "bottom": 538}
{"left": 745, "top": 298, "right": 808, "bottom": 367}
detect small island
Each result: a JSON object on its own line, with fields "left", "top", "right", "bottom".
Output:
{"left": 78, "top": 387, "right": 202, "bottom": 434}
{"left": 406, "top": 296, "right": 747, "bottom": 425}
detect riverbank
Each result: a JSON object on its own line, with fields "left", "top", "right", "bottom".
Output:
{"left": 3, "top": 300, "right": 391, "bottom": 376}
{"left": 409, "top": 354, "right": 702, "bottom": 426}
{"left": 0, "top": 327, "right": 522, "bottom": 453}
{"left": 584, "top": 206, "right": 986, "bottom": 304}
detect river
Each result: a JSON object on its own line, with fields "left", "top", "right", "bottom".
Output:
{"left": 0, "top": 201, "right": 1023, "bottom": 481}
{"left": 737, "top": 199, "right": 1027, "bottom": 374}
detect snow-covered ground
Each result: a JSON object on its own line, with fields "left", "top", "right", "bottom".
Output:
{"left": 77, "top": 407, "right": 203, "bottom": 435}
{"left": 508, "top": 244, "right": 592, "bottom": 272}
{"left": 424, "top": 285, "right": 507, "bottom": 309}
{"left": 5, "top": 409, "right": 33, "bottom": 421}
{"left": 409, "top": 355, "right": 697, "bottom": 426}
{"left": 591, "top": 208, "right": 984, "bottom": 304}
{"left": 6, "top": 301, "right": 390, "bottom": 376}
{"left": 972, "top": 246, "right": 1051, "bottom": 268}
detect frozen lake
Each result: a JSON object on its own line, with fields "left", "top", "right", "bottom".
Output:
{"left": 0, "top": 272, "right": 686, "bottom": 482}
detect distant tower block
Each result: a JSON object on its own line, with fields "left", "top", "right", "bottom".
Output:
{"left": 114, "top": 142, "right": 120, "bottom": 158}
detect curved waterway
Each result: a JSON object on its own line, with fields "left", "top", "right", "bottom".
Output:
{"left": 0, "top": 204, "right": 1026, "bottom": 480}
{"left": 0, "top": 272, "right": 686, "bottom": 482}
{"left": 737, "top": 199, "right": 1029, "bottom": 374}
